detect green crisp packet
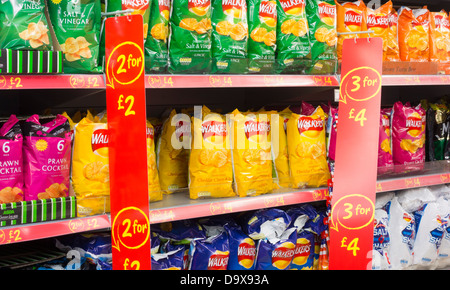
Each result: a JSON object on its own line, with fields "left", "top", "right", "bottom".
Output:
{"left": 169, "top": 0, "right": 212, "bottom": 74}
{"left": 305, "top": 0, "right": 337, "bottom": 74}
{"left": 48, "top": 0, "right": 102, "bottom": 74}
{"left": 247, "top": 0, "right": 277, "bottom": 74}
{"left": 145, "top": 0, "right": 170, "bottom": 73}
{"left": 0, "top": 0, "right": 53, "bottom": 50}
{"left": 211, "top": 0, "right": 248, "bottom": 74}
{"left": 99, "top": 0, "right": 151, "bottom": 72}
{"left": 275, "top": 0, "right": 311, "bottom": 74}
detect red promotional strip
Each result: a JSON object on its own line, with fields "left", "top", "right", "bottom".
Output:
{"left": 105, "top": 15, "right": 151, "bottom": 270}
{"left": 329, "top": 37, "right": 383, "bottom": 270}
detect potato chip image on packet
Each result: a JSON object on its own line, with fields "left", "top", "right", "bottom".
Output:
{"left": 72, "top": 117, "right": 110, "bottom": 217}
{"left": 0, "top": 0, "right": 53, "bottom": 50}
{"left": 398, "top": 6, "right": 430, "bottom": 62}
{"left": 287, "top": 105, "right": 330, "bottom": 188}
{"left": 386, "top": 8, "right": 400, "bottom": 62}
{"left": 189, "top": 106, "right": 234, "bottom": 199}
{"left": 157, "top": 109, "right": 190, "bottom": 194}
{"left": 306, "top": 0, "right": 336, "bottom": 61}
{"left": 391, "top": 101, "right": 426, "bottom": 166}
{"left": 229, "top": 109, "right": 276, "bottom": 197}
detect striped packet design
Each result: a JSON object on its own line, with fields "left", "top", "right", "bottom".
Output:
{"left": 0, "top": 196, "right": 76, "bottom": 227}
{"left": 0, "top": 49, "right": 63, "bottom": 74}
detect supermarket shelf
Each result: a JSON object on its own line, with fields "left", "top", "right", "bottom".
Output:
{"left": 376, "top": 160, "right": 450, "bottom": 192}
{"left": 1, "top": 161, "right": 448, "bottom": 245}
{"left": 382, "top": 75, "right": 450, "bottom": 86}
{"left": 148, "top": 187, "right": 329, "bottom": 224}
{"left": 0, "top": 74, "right": 341, "bottom": 89}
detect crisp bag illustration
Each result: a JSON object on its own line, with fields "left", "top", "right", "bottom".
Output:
{"left": 72, "top": 117, "right": 110, "bottom": 216}
{"left": 169, "top": 0, "right": 212, "bottom": 73}
{"left": 0, "top": 115, "right": 24, "bottom": 204}
{"left": 147, "top": 121, "right": 162, "bottom": 202}
{"left": 23, "top": 115, "right": 72, "bottom": 201}
{"left": 378, "top": 108, "right": 393, "bottom": 168}
{"left": 230, "top": 109, "right": 276, "bottom": 197}
{"left": 287, "top": 105, "right": 330, "bottom": 188}
{"left": 391, "top": 101, "right": 426, "bottom": 166}
{"left": 398, "top": 6, "right": 430, "bottom": 62}
{"left": 429, "top": 10, "right": 450, "bottom": 63}
{"left": 0, "top": 0, "right": 53, "bottom": 50}
{"left": 247, "top": 0, "right": 277, "bottom": 73}
{"left": 366, "top": 1, "right": 392, "bottom": 61}
{"left": 336, "top": 0, "right": 367, "bottom": 60}
{"left": 157, "top": 109, "right": 190, "bottom": 193}
{"left": 189, "top": 106, "right": 234, "bottom": 199}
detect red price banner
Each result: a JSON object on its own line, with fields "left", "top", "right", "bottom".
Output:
{"left": 105, "top": 15, "right": 151, "bottom": 270}
{"left": 329, "top": 38, "right": 383, "bottom": 270}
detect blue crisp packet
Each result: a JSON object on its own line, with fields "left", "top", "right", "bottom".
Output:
{"left": 189, "top": 230, "right": 230, "bottom": 270}
{"left": 254, "top": 227, "right": 297, "bottom": 270}
{"left": 224, "top": 222, "right": 257, "bottom": 270}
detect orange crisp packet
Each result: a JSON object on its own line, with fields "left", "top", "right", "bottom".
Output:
{"left": 429, "top": 10, "right": 450, "bottom": 63}
{"left": 286, "top": 106, "right": 330, "bottom": 188}
{"left": 386, "top": 8, "right": 400, "bottom": 61}
{"left": 398, "top": 6, "right": 430, "bottom": 62}
{"left": 336, "top": 0, "right": 368, "bottom": 60}
{"left": 366, "top": 1, "right": 392, "bottom": 60}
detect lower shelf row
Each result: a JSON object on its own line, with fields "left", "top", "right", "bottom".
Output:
{"left": 2, "top": 183, "right": 450, "bottom": 270}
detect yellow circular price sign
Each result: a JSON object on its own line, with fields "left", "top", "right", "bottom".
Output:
{"left": 112, "top": 207, "right": 150, "bottom": 251}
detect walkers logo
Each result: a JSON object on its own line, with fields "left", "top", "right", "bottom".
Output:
{"left": 189, "top": 0, "right": 210, "bottom": 16}
{"left": 278, "top": 0, "right": 305, "bottom": 15}
{"left": 237, "top": 238, "right": 256, "bottom": 269}
{"left": 344, "top": 9, "right": 363, "bottom": 27}
{"left": 367, "top": 14, "right": 389, "bottom": 29}
{"left": 297, "top": 116, "right": 324, "bottom": 137}
{"left": 201, "top": 120, "right": 227, "bottom": 140}
{"left": 207, "top": 250, "right": 230, "bottom": 270}
{"left": 271, "top": 241, "right": 295, "bottom": 269}
{"left": 122, "top": 0, "right": 150, "bottom": 11}
{"left": 259, "top": 0, "right": 277, "bottom": 27}
{"left": 318, "top": 1, "right": 335, "bottom": 26}
{"left": 291, "top": 238, "right": 311, "bottom": 266}
{"left": 175, "top": 120, "right": 191, "bottom": 140}
{"left": 91, "top": 129, "right": 109, "bottom": 157}
{"left": 244, "top": 120, "right": 270, "bottom": 139}
{"left": 406, "top": 112, "right": 422, "bottom": 137}
{"left": 223, "top": 0, "right": 246, "bottom": 18}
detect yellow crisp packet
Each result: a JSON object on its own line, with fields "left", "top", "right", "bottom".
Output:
{"left": 157, "top": 109, "right": 190, "bottom": 193}
{"left": 287, "top": 106, "right": 330, "bottom": 188}
{"left": 72, "top": 117, "right": 110, "bottom": 217}
{"left": 230, "top": 109, "right": 276, "bottom": 197}
{"left": 147, "top": 121, "right": 163, "bottom": 202}
{"left": 189, "top": 106, "right": 234, "bottom": 199}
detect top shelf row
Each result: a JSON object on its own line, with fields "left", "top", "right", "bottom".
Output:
{"left": 2, "top": 74, "right": 450, "bottom": 90}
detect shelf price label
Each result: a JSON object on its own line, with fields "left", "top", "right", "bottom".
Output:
{"left": 105, "top": 15, "right": 151, "bottom": 270}
{"left": 329, "top": 37, "right": 383, "bottom": 270}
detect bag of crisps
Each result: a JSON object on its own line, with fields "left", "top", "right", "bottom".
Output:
{"left": 99, "top": 0, "right": 151, "bottom": 70}
{"left": 189, "top": 230, "right": 230, "bottom": 270}
{"left": 275, "top": 0, "right": 311, "bottom": 73}
{"left": 426, "top": 103, "right": 449, "bottom": 161}
{"left": 147, "top": 121, "right": 162, "bottom": 202}
{"left": 169, "top": 0, "right": 212, "bottom": 73}
{"left": 305, "top": 0, "right": 337, "bottom": 73}
{"left": 224, "top": 221, "right": 257, "bottom": 270}
{"left": 211, "top": 0, "right": 249, "bottom": 74}
{"left": 429, "top": 10, "right": 450, "bottom": 63}
{"left": 397, "top": 6, "right": 430, "bottom": 62}
{"left": 336, "top": 1, "right": 368, "bottom": 61}
{"left": 230, "top": 109, "right": 276, "bottom": 197}
{"left": 254, "top": 227, "right": 297, "bottom": 270}
{"left": 366, "top": 1, "right": 392, "bottom": 61}
{"left": 287, "top": 105, "right": 330, "bottom": 188}
{"left": 0, "top": 115, "right": 24, "bottom": 204}
{"left": 72, "top": 117, "right": 110, "bottom": 217}
{"left": 23, "top": 114, "right": 72, "bottom": 201}
{"left": 247, "top": 0, "right": 277, "bottom": 74}
{"left": 391, "top": 101, "right": 426, "bottom": 166}
{"left": 378, "top": 108, "right": 393, "bottom": 169}
{"left": 145, "top": 0, "right": 170, "bottom": 73}
{"left": 48, "top": 0, "right": 102, "bottom": 73}
{"left": 189, "top": 106, "right": 234, "bottom": 199}
{"left": 0, "top": 0, "right": 53, "bottom": 50}
{"left": 157, "top": 109, "right": 190, "bottom": 193}
{"left": 386, "top": 8, "right": 400, "bottom": 61}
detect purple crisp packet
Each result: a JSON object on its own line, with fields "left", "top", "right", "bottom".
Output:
{"left": 23, "top": 114, "right": 72, "bottom": 201}
{"left": 0, "top": 115, "right": 24, "bottom": 204}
